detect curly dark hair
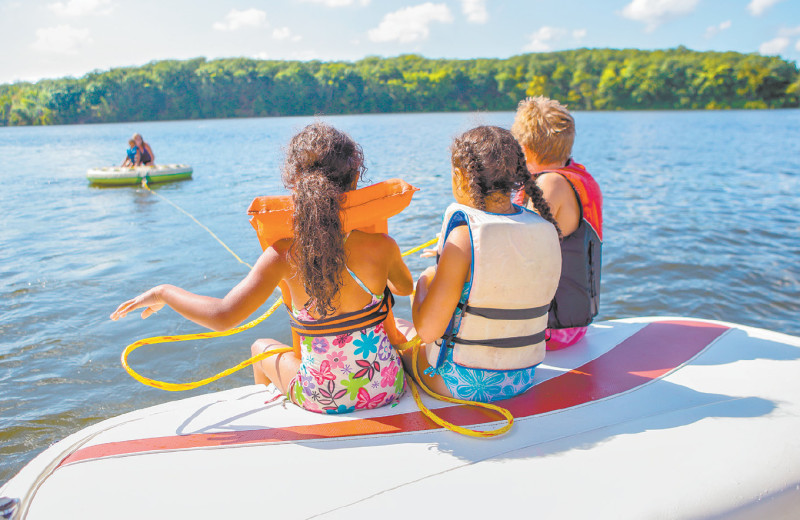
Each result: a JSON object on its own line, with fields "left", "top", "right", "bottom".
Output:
{"left": 282, "top": 122, "right": 366, "bottom": 317}
{"left": 451, "top": 125, "right": 562, "bottom": 238}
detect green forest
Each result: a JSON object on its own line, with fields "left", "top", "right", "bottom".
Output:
{"left": 1, "top": 47, "right": 798, "bottom": 126}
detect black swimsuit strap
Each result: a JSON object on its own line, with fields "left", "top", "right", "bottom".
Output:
{"left": 288, "top": 288, "right": 394, "bottom": 337}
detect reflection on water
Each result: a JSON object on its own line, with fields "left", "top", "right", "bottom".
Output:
{"left": 1, "top": 109, "right": 799, "bottom": 482}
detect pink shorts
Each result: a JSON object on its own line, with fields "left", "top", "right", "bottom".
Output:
{"left": 546, "top": 327, "right": 587, "bottom": 351}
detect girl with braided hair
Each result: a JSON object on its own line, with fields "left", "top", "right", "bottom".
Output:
{"left": 112, "top": 123, "right": 413, "bottom": 414}
{"left": 402, "top": 126, "right": 562, "bottom": 403}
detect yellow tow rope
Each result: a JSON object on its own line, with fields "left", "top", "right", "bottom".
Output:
{"left": 394, "top": 336, "right": 514, "bottom": 437}
{"left": 120, "top": 235, "right": 436, "bottom": 392}
{"left": 124, "top": 181, "right": 512, "bottom": 437}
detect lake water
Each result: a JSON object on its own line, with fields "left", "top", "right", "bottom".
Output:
{"left": 1, "top": 110, "right": 799, "bottom": 483}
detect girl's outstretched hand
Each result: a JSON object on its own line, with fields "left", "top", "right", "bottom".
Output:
{"left": 111, "top": 286, "right": 165, "bottom": 320}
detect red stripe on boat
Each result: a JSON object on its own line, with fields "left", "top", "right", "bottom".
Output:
{"left": 60, "top": 320, "right": 728, "bottom": 467}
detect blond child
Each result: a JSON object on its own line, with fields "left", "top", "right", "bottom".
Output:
{"left": 511, "top": 96, "right": 603, "bottom": 350}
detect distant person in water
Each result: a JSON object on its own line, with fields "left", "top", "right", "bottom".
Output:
{"left": 121, "top": 138, "right": 139, "bottom": 167}
{"left": 132, "top": 133, "right": 155, "bottom": 166}
{"left": 511, "top": 96, "right": 603, "bottom": 350}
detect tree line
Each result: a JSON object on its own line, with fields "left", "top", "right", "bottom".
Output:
{"left": 1, "top": 47, "right": 798, "bottom": 126}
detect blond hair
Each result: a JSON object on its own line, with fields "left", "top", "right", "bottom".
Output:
{"left": 511, "top": 96, "right": 575, "bottom": 166}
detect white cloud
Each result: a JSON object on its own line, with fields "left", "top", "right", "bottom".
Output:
{"left": 212, "top": 9, "right": 268, "bottom": 31}
{"left": 368, "top": 3, "right": 453, "bottom": 43}
{"left": 273, "top": 27, "right": 302, "bottom": 42}
{"left": 273, "top": 27, "right": 290, "bottom": 39}
{"left": 461, "top": 0, "right": 488, "bottom": 24}
{"left": 786, "top": 27, "right": 800, "bottom": 51}
{"left": 747, "top": 0, "right": 785, "bottom": 16}
{"left": 621, "top": 0, "right": 700, "bottom": 31}
{"left": 254, "top": 51, "right": 270, "bottom": 60}
{"left": 705, "top": 20, "right": 731, "bottom": 39}
{"left": 32, "top": 25, "right": 92, "bottom": 54}
{"left": 523, "top": 26, "right": 585, "bottom": 52}
{"left": 779, "top": 26, "right": 800, "bottom": 37}
{"left": 524, "top": 26, "right": 566, "bottom": 52}
{"left": 757, "top": 26, "right": 800, "bottom": 55}
{"left": 296, "top": 0, "right": 370, "bottom": 6}
{"left": 48, "top": 0, "right": 112, "bottom": 17}
{"left": 759, "top": 37, "right": 789, "bottom": 55}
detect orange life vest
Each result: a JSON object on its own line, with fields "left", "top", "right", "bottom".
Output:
{"left": 246, "top": 178, "right": 419, "bottom": 348}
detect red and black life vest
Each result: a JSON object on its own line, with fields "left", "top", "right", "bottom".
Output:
{"left": 514, "top": 160, "right": 603, "bottom": 329}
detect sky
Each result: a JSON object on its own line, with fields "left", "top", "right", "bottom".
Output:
{"left": 1, "top": 0, "right": 798, "bottom": 84}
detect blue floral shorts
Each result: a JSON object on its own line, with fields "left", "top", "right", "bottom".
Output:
{"left": 430, "top": 347, "right": 538, "bottom": 403}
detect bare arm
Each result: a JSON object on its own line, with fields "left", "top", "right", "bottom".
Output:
{"left": 111, "top": 246, "right": 289, "bottom": 331}
{"left": 411, "top": 226, "right": 471, "bottom": 344}
{"left": 145, "top": 143, "right": 155, "bottom": 164}
{"left": 386, "top": 238, "right": 413, "bottom": 296}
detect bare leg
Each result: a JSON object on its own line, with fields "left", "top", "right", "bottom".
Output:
{"left": 251, "top": 339, "right": 301, "bottom": 394}
{"left": 394, "top": 318, "right": 453, "bottom": 397}
{"left": 394, "top": 317, "right": 418, "bottom": 377}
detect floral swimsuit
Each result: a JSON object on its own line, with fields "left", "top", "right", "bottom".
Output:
{"left": 287, "top": 267, "right": 406, "bottom": 414}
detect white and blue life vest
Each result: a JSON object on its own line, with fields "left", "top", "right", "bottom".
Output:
{"left": 427, "top": 203, "right": 562, "bottom": 371}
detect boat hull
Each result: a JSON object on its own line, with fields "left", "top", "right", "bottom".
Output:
{"left": 3, "top": 317, "right": 800, "bottom": 519}
{"left": 86, "top": 164, "right": 193, "bottom": 186}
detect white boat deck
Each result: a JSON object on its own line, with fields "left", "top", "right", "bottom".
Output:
{"left": 3, "top": 317, "right": 799, "bottom": 519}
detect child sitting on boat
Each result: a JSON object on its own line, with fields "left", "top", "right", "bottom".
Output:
{"left": 401, "top": 126, "right": 561, "bottom": 403}
{"left": 132, "top": 133, "right": 155, "bottom": 166}
{"left": 111, "top": 123, "right": 413, "bottom": 414}
{"left": 511, "top": 96, "right": 603, "bottom": 350}
{"left": 121, "top": 139, "right": 139, "bottom": 167}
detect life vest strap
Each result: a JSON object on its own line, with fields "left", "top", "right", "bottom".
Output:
{"left": 288, "top": 288, "right": 395, "bottom": 337}
{"left": 462, "top": 303, "right": 549, "bottom": 320}
{"left": 438, "top": 303, "right": 548, "bottom": 354}
{"left": 451, "top": 330, "right": 547, "bottom": 349}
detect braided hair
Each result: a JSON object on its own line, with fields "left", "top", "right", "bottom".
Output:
{"left": 282, "top": 123, "right": 366, "bottom": 317}
{"left": 451, "top": 126, "right": 562, "bottom": 239}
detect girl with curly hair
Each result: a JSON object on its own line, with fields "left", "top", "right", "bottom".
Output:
{"left": 112, "top": 123, "right": 413, "bottom": 414}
